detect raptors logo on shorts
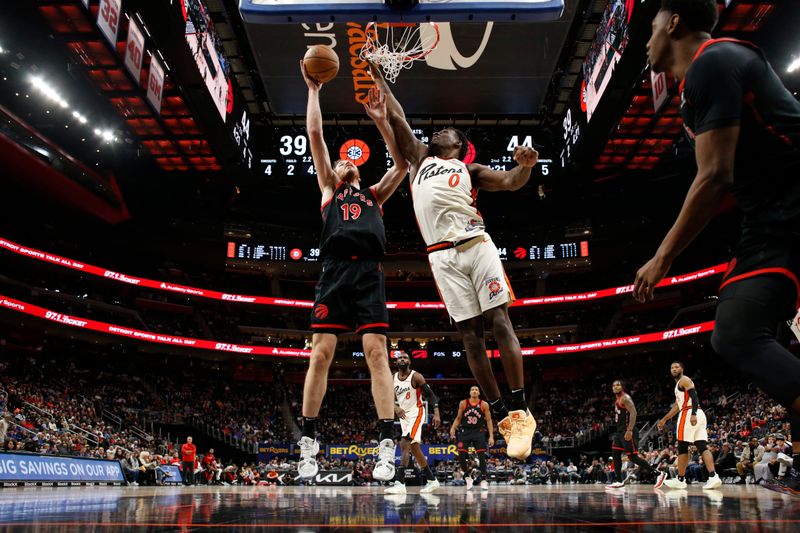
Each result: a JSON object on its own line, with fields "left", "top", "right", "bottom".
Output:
{"left": 314, "top": 304, "right": 329, "bottom": 320}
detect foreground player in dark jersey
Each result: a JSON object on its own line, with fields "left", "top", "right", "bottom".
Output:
{"left": 606, "top": 380, "right": 666, "bottom": 489}
{"left": 297, "top": 61, "right": 408, "bottom": 481}
{"left": 634, "top": 0, "right": 800, "bottom": 495}
{"left": 450, "top": 386, "right": 494, "bottom": 491}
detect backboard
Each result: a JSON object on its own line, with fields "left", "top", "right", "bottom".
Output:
{"left": 239, "top": 0, "right": 565, "bottom": 23}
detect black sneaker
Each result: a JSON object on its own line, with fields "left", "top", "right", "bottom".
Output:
{"left": 761, "top": 471, "right": 800, "bottom": 497}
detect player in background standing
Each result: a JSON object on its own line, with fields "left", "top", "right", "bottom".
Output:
{"left": 369, "top": 62, "right": 538, "bottom": 460}
{"left": 634, "top": 0, "right": 800, "bottom": 496}
{"left": 450, "top": 386, "right": 495, "bottom": 491}
{"left": 385, "top": 351, "right": 442, "bottom": 494}
{"left": 296, "top": 61, "right": 409, "bottom": 481}
{"left": 606, "top": 380, "right": 667, "bottom": 489}
{"left": 655, "top": 362, "right": 721, "bottom": 490}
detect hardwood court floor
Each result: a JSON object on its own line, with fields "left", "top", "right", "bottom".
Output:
{"left": 0, "top": 484, "right": 796, "bottom": 531}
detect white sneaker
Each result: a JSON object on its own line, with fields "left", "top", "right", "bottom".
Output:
{"left": 372, "top": 439, "right": 396, "bottom": 481}
{"left": 654, "top": 471, "right": 667, "bottom": 489}
{"left": 480, "top": 480, "right": 489, "bottom": 491}
{"left": 420, "top": 479, "right": 440, "bottom": 493}
{"left": 606, "top": 481, "right": 625, "bottom": 489}
{"left": 703, "top": 474, "right": 722, "bottom": 490}
{"left": 297, "top": 436, "right": 320, "bottom": 479}
{"left": 499, "top": 410, "right": 537, "bottom": 460}
{"left": 663, "top": 477, "right": 687, "bottom": 490}
{"left": 465, "top": 476, "right": 474, "bottom": 491}
{"left": 384, "top": 481, "right": 406, "bottom": 494}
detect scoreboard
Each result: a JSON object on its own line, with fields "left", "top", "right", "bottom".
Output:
{"left": 256, "top": 126, "right": 558, "bottom": 181}
{"left": 228, "top": 241, "right": 589, "bottom": 263}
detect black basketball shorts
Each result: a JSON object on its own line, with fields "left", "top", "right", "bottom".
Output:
{"left": 310, "top": 257, "right": 389, "bottom": 335}
{"left": 612, "top": 430, "right": 640, "bottom": 455}
{"left": 457, "top": 430, "right": 489, "bottom": 453}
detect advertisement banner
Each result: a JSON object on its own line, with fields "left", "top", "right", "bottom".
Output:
{"left": 146, "top": 55, "right": 165, "bottom": 114}
{"left": 258, "top": 443, "right": 298, "bottom": 461}
{"left": 0, "top": 294, "right": 715, "bottom": 358}
{"left": 96, "top": 0, "right": 122, "bottom": 47}
{"left": 124, "top": 19, "right": 146, "bottom": 85}
{"left": 158, "top": 464, "right": 184, "bottom": 485}
{"left": 0, "top": 237, "right": 727, "bottom": 310}
{"left": 0, "top": 452, "right": 125, "bottom": 485}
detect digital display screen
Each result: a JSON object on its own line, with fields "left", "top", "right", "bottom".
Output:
{"left": 256, "top": 127, "right": 557, "bottom": 180}
{"left": 228, "top": 241, "right": 588, "bottom": 263}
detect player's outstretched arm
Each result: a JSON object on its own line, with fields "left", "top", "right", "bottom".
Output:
{"left": 364, "top": 87, "right": 408, "bottom": 204}
{"left": 301, "top": 60, "right": 338, "bottom": 201}
{"left": 469, "top": 146, "right": 538, "bottom": 192}
{"left": 367, "top": 61, "right": 427, "bottom": 166}
{"left": 633, "top": 127, "right": 737, "bottom": 302}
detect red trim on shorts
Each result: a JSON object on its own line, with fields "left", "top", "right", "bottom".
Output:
{"left": 311, "top": 324, "right": 351, "bottom": 330}
{"left": 355, "top": 322, "right": 389, "bottom": 333}
{"left": 719, "top": 267, "right": 800, "bottom": 309}
{"left": 611, "top": 446, "right": 627, "bottom": 451}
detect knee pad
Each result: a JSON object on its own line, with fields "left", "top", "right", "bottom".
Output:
{"left": 677, "top": 441, "right": 690, "bottom": 455}
{"left": 695, "top": 440, "right": 708, "bottom": 454}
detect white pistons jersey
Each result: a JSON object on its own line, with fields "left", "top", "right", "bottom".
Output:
{"left": 394, "top": 371, "right": 422, "bottom": 414}
{"left": 675, "top": 382, "right": 694, "bottom": 412}
{"left": 411, "top": 156, "right": 486, "bottom": 246}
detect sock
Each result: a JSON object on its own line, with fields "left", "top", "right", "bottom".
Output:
{"left": 478, "top": 452, "right": 488, "bottom": 478}
{"left": 458, "top": 451, "right": 470, "bottom": 474}
{"left": 489, "top": 398, "right": 509, "bottom": 420}
{"left": 708, "top": 471, "right": 717, "bottom": 478}
{"left": 422, "top": 465, "right": 435, "bottom": 481}
{"left": 396, "top": 466, "right": 405, "bottom": 484}
{"left": 678, "top": 475, "right": 685, "bottom": 482}
{"left": 379, "top": 419, "right": 395, "bottom": 442}
{"left": 302, "top": 417, "right": 317, "bottom": 439}
{"left": 510, "top": 388, "right": 527, "bottom": 412}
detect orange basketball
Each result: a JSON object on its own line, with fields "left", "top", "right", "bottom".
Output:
{"left": 303, "top": 45, "right": 339, "bottom": 84}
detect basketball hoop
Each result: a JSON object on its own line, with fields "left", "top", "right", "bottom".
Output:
{"left": 360, "top": 21, "right": 440, "bottom": 83}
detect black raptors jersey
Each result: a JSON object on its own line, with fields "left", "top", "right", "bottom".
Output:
{"left": 320, "top": 182, "right": 386, "bottom": 259}
{"left": 614, "top": 398, "right": 629, "bottom": 434}
{"left": 680, "top": 39, "right": 800, "bottom": 251}
{"left": 463, "top": 400, "right": 487, "bottom": 433}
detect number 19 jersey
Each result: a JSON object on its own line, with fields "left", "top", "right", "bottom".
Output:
{"left": 320, "top": 181, "right": 385, "bottom": 259}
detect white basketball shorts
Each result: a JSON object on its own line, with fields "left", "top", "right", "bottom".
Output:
{"left": 428, "top": 235, "right": 514, "bottom": 323}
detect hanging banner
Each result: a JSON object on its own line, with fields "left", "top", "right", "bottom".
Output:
{"left": 96, "top": 0, "right": 122, "bottom": 47}
{"left": 124, "top": 18, "right": 146, "bottom": 85}
{"left": 146, "top": 55, "right": 165, "bottom": 113}
{"left": 651, "top": 69, "right": 670, "bottom": 113}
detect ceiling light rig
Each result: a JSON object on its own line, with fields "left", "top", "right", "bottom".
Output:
{"left": 788, "top": 56, "right": 800, "bottom": 74}
{"left": 29, "top": 75, "right": 118, "bottom": 143}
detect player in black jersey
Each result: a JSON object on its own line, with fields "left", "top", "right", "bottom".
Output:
{"left": 635, "top": 0, "right": 800, "bottom": 495}
{"left": 450, "top": 386, "right": 495, "bottom": 491}
{"left": 606, "top": 380, "right": 666, "bottom": 489}
{"left": 296, "top": 61, "right": 409, "bottom": 482}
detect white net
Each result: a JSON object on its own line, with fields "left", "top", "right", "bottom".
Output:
{"left": 359, "top": 22, "right": 440, "bottom": 83}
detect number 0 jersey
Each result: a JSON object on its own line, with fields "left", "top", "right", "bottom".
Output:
{"left": 411, "top": 156, "right": 487, "bottom": 247}
{"left": 320, "top": 181, "right": 385, "bottom": 259}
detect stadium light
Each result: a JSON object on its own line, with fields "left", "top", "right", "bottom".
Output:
{"left": 789, "top": 56, "right": 800, "bottom": 73}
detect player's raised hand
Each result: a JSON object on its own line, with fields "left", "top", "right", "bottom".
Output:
{"left": 300, "top": 60, "right": 322, "bottom": 91}
{"left": 512, "top": 145, "right": 539, "bottom": 168}
{"left": 633, "top": 255, "right": 670, "bottom": 302}
{"left": 367, "top": 60, "right": 384, "bottom": 83}
{"left": 363, "top": 87, "right": 387, "bottom": 123}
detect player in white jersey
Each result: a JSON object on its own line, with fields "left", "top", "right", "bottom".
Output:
{"left": 655, "top": 361, "right": 721, "bottom": 490}
{"left": 370, "top": 62, "right": 538, "bottom": 460}
{"left": 385, "top": 352, "right": 442, "bottom": 494}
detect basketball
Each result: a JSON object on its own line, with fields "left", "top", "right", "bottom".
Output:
{"left": 303, "top": 45, "right": 339, "bottom": 84}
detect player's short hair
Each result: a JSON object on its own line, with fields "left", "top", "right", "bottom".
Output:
{"left": 613, "top": 379, "right": 625, "bottom": 390}
{"left": 671, "top": 360, "right": 684, "bottom": 369}
{"left": 447, "top": 128, "right": 469, "bottom": 160}
{"left": 660, "top": 0, "right": 719, "bottom": 33}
